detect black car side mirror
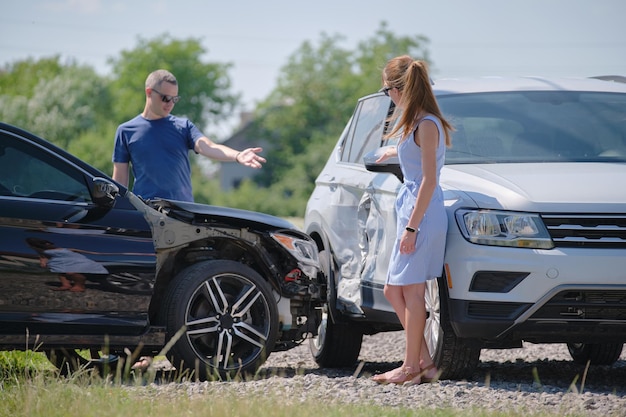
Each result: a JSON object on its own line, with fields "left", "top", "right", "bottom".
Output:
{"left": 92, "top": 177, "right": 119, "bottom": 207}
{"left": 363, "top": 145, "right": 404, "bottom": 183}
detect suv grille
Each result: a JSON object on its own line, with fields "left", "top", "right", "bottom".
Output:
{"left": 530, "top": 290, "right": 626, "bottom": 321}
{"left": 542, "top": 214, "right": 626, "bottom": 248}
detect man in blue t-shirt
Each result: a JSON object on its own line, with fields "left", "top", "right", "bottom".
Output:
{"left": 112, "top": 69, "right": 266, "bottom": 372}
{"left": 112, "top": 69, "right": 265, "bottom": 202}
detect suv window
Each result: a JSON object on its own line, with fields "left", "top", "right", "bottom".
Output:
{"left": 0, "top": 134, "right": 91, "bottom": 202}
{"left": 343, "top": 96, "right": 392, "bottom": 164}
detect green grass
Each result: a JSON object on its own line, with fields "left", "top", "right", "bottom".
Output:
{"left": 0, "top": 377, "right": 521, "bottom": 417}
{"left": 0, "top": 351, "right": 576, "bottom": 417}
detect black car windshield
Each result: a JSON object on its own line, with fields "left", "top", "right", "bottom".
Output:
{"left": 440, "top": 91, "right": 626, "bottom": 164}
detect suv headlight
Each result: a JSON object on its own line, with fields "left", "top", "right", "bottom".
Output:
{"left": 456, "top": 209, "right": 554, "bottom": 249}
{"left": 271, "top": 232, "right": 320, "bottom": 277}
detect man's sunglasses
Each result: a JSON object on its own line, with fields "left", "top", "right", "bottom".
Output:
{"left": 152, "top": 88, "right": 181, "bottom": 104}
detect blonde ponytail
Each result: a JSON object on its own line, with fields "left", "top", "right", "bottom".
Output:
{"left": 383, "top": 57, "right": 453, "bottom": 147}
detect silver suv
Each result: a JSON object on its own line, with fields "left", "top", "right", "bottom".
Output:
{"left": 304, "top": 76, "right": 626, "bottom": 379}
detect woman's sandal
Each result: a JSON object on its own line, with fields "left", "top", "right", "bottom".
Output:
{"left": 373, "top": 366, "right": 421, "bottom": 385}
{"left": 371, "top": 367, "right": 398, "bottom": 384}
{"left": 419, "top": 363, "right": 440, "bottom": 383}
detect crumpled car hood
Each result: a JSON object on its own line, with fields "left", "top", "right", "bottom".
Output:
{"left": 150, "top": 199, "right": 296, "bottom": 231}
{"left": 442, "top": 162, "right": 626, "bottom": 212}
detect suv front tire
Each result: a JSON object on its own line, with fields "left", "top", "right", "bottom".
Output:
{"left": 309, "top": 250, "right": 363, "bottom": 368}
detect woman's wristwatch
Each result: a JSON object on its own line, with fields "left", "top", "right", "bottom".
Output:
{"left": 405, "top": 226, "right": 417, "bottom": 233}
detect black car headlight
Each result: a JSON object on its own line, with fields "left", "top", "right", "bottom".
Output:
{"left": 271, "top": 232, "right": 320, "bottom": 277}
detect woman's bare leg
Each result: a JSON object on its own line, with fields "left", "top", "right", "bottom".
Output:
{"left": 53, "top": 275, "right": 72, "bottom": 291}
{"left": 373, "top": 283, "right": 427, "bottom": 383}
{"left": 373, "top": 282, "right": 439, "bottom": 383}
{"left": 67, "top": 273, "right": 86, "bottom": 292}
{"left": 401, "top": 283, "right": 426, "bottom": 372}
{"left": 372, "top": 284, "right": 407, "bottom": 381}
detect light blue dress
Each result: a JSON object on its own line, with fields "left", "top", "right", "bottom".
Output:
{"left": 386, "top": 115, "right": 447, "bottom": 286}
{"left": 45, "top": 248, "right": 109, "bottom": 274}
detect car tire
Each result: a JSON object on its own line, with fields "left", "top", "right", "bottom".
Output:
{"left": 426, "top": 275, "right": 481, "bottom": 380}
{"left": 567, "top": 342, "right": 624, "bottom": 366}
{"left": 46, "top": 348, "right": 119, "bottom": 376}
{"left": 160, "top": 260, "right": 279, "bottom": 380}
{"left": 309, "top": 250, "right": 363, "bottom": 368}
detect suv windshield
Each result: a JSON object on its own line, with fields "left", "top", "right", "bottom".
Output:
{"left": 441, "top": 91, "right": 626, "bottom": 164}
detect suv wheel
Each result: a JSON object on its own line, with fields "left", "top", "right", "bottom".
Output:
{"left": 161, "top": 260, "right": 278, "bottom": 380}
{"left": 567, "top": 342, "right": 624, "bottom": 366}
{"left": 427, "top": 275, "right": 481, "bottom": 380}
{"left": 309, "top": 250, "right": 363, "bottom": 367}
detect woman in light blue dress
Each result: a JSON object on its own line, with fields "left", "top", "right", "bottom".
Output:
{"left": 372, "top": 56, "right": 453, "bottom": 385}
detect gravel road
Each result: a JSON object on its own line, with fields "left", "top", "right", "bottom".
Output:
{"left": 147, "top": 331, "right": 626, "bottom": 416}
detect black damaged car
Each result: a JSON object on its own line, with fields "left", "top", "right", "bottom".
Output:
{"left": 0, "top": 122, "right": 322, "bottom": 379}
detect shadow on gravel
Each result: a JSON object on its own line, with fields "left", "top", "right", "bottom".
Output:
{"left": 255, "top": 358, "right": 626, "bottom": 395}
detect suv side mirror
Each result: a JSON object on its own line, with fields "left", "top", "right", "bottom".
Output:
{"left": 363, "top": 145, "right": 404, "bottom": 183}
{"left": 92, "top": 177, "right": 119, "bottom": 207}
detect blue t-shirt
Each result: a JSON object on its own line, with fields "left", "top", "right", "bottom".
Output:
{"left": 113, "top": 115, "right": 204, "bottom": 202}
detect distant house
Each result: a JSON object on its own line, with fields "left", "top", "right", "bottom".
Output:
{"left": 219, "top": 112, "right": 270, "bottom": 191}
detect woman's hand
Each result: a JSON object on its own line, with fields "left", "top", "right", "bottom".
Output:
{"left": 375, "top": 146, "right": 397, "bottom": 163}
{"left": 399, "top": 229, "right": 417, "bottom": 254}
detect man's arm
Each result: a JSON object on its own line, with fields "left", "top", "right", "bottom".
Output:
{"left": 194, "top": 136, "right": 266, "bottom": 169}
{"left": 112, "top": 162, "right": 130, "bottom": 187}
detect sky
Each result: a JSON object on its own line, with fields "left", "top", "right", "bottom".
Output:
{"left": 1, "top": 0, "right": 625, "bottom": 137}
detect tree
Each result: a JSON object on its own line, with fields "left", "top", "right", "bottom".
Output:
{"left": 0, "top": 58, "right": 110, "bottom": 148}
{"left": 107, "top": 34, "right": 239, "bottom": 129}
{"left": 66, "top": 121, "right": 119, "bottom": 175}
{"left": 0, "top": 56, "right": 65, "bottom": 97}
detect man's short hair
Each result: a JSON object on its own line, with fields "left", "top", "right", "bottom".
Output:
{"left": 145, "top": 69, "right": 177, "bottom": 89}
